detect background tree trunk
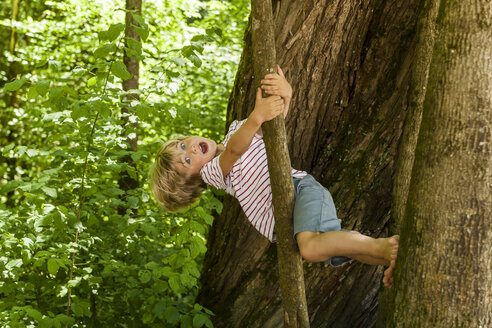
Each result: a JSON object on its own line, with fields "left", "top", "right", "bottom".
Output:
{"left": 251, "top": 0, "right": 309, "bottom": 326}
{"left": 198, "top": 0, "right": 424, "bottom": 326}
{"left": 4, "top": 0, "right": 21, "bottom": 206}
{"left": 118, "top": 0, "right": 141, "bottom": 213}
{"left": 384, "top": 0, "right": 492, "bottom": 326}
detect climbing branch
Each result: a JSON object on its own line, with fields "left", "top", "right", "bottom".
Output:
{"left": 250, "top": 0, "right": 310, "bottom": 326}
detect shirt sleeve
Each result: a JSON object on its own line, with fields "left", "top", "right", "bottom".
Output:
{"left": 200, "top": 155, "right": 227, "bottom": 190}
{"left": 222, "top": 119, "right": 246, "bottom": 146}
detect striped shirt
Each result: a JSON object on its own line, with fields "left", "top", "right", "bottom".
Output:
{"left": 200, "top": 119, "right": 307, "bottom": 242}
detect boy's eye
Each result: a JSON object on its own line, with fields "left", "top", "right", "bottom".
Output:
{"left": 185, "top": 158, "right": 191, "bottom": 164}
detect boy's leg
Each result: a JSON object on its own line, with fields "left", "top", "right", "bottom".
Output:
{"left": 296, "top": 230, "right": 398, "bottom": 265}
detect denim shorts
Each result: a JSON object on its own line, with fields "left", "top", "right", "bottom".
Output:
{"left": 293, "top": 175, "right": 352, "bottom": 267}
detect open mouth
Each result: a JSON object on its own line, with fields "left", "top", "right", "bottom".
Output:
{"left": 199, "top": 142, "right": 208, "bottom": 154}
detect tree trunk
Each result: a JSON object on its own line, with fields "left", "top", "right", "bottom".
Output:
{"left": 118, "top": 0, "right": 141, "bottom": 213}
{"left": 383, "top": 0, "right": 492, "bottom": 326}
{"left": 250, "top": 0, "right": 309, "bottom": 326}
{"left": 375, "top": 0, "right": 440, "bottom": 325}
{"left": 4, "top": 0, "right": 21, "bottom": 206}
{"left": 199, "top": 0, "right": 423, "bottom": 326}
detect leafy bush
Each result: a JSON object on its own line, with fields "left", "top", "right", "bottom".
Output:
{"left": 0, "top": 0, "right": 248, "bottom": 326}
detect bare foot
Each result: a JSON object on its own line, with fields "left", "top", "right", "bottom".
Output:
{"left": 383, "top": 260, "right": 395, "bottom": 288}
{"left": 382, "top": 235, "right": 399, "bottom": 264}
{"left": 382, "top": 236, "right": 399, "bottom": 288}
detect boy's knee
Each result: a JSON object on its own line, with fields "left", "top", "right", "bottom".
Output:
{"left": 298, "top": 242, "right": 321, "bottom": 263}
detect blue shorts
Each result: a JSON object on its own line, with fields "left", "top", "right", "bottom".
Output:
{"left": 293, "top": 175, "right": 352, "bottom": 267}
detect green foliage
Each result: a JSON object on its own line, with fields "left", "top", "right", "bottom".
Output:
{"left": 0, "top": 0, "right": 248, "bottom": 326}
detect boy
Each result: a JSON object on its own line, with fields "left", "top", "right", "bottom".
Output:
{"left": 151, "top": 66, "right": 398, "bottom": 287}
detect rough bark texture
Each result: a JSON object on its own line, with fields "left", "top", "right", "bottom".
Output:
{"left": 4, "top": 0, "right": 21, "bottom": 206}
{"left": 198, "top": 0, "right": 423, "bottom": 326}
{"left": 385, "top": 0, "right": 492, "bottom": 327}
{"left": 375, "top": 0, "right": 440, "bottom": 325}
{"left": 251, "top": 0, "right": 309, "bottom": 326}
{"left": 118, "top": 0, "right": 141, "bottom": 211}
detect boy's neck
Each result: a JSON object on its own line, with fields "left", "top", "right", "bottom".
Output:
{"left": 216, "top": 144, "right": 225, "bottom": 157}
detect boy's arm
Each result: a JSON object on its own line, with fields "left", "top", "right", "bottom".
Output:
{"left": 219, "top": 88, "right": 284, "bottom": 178}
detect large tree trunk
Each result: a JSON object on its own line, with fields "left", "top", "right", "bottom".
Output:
{"left": 376, "top": 0, "right": 440, "bottom": 325}
{"left": 199, "top": 0, "right": 423, "bottom": 326}
{"left": 383, "top": 0, "right": 492, "bottom": 326}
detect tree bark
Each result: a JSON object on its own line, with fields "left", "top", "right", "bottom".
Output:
{"left": 118, "top": 0, "right": 141, "bottom": 213}
{"left": 250, "top": 0, "right": 309, "bottom": 327}
{"left": 199, "top": 0, "right": 424, "bottom": 326}
{"left": 4, "top": 0, "right": 21, "bottom": 206}
{"left": 384, "top": 0, "right": 492, "bottom": 326}
{"left": 376, "top": 0, "right": 440, "bottom": 325}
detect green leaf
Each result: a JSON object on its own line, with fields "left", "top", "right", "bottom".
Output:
{"left": 87, "top": 76, "right": 97, "bottom": 87}
{"left": 191, "top": 41, "right": 204, "bottom": 54}
{"left": 7, "top": 259, "right": 23, "bottom": 269}
{"left": 104, "top": 188, "right": 125, "bottom": 197}
{"left": 25, "top": 307, "right": 43, "bottom": 322}
{"left": 139, "top": 270, "right": 151, "bottom": 284}
{"left": 94, "top": 43, "right": 116, "bottom": 59}
{"left": 127, "top": 38, "right": 142, "bottom": 55}
{"left": 42, "top": 187, "right": 57, "bottom": 198}
{"left": 89, "top": 99, "right": 110, "bottom": 118}
{"left": 136, "top": 103, "right": 152, "bottom": 120}
{"left": 153, "top": 300, "right": 166, "bottom": 317}
{"left": 127, "top": 196, "right": 139, "bottom": 208}
{"left": 168, "top": 276, "right": 181, "bottom": 294}
{"left": 2, "top": 143, "right": 15, "bottom": 155}
{"left": 142, "top": 312, "right": 153, "bottom": 324}
{"left": 99, "top": 23, "right": 125, "bottom": 42}
{"left": 27, "top": 86, "right": 38, "bottom": 99}
{"left": 34, "top": 79, "right": 51, "bottom": 96}
{"left": 71, "top": 105, "right": 90, "bottom": 120}
{"left": 133, "top": 25, "right": 149, "bottom": 41}
{"left": 68, "top": 277, "right": 81, "bottom": 288}
{"left": 193, "top": 313, "right": 209, "bottom": 328}
{"left": 171, "top": 57, "right": 186, "bottom": 66}
{"left": 49, "top": 60, "right": 61, "bottom": 72}
{"left": 111, "top": 61, "right": 133, "bottom": 80}
{"left": 206, "top": 27, "right": 222, "bottom": 38}
{"left": 131, "top": 14, "right": 148, "bottom": 29}
{"left": 47, "top": 258, "right": 59, "bottom": 275}
{"left": 4, "top": 78, "right": 26, "bottom": 92}
{"left": 72, "top": 68, "right": 87, "bottom": 77}
{"left": 71, "top": 303, "right": 84, "bottom": 317}
{"left": 27, "top": 149, "right": 38, "bottom": 157}
{"left": 164, "top": 307, "right": 180, "bottom": 324}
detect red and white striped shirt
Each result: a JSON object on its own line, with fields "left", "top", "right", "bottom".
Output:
{"left": 200, "top": 120, "right": 307, "bottom": 242}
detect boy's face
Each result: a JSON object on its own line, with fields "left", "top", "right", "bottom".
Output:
{"left": 174, "top": 136, "right": 218, "bottom": 177}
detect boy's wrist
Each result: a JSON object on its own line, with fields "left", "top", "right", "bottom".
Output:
{"left": 249, "top": 109, "right": 264, "bottom": 126}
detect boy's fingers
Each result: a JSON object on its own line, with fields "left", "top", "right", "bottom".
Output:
{"left": 256, "top": 87, "right": 263, "bottom": 100}
{"left": 263, "top": 73, "right": 279, "bottom": 80}
{"left": 277, "top": 65, "right": 284, "bottom": 76}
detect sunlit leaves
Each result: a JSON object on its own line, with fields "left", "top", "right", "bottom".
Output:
{"left": 4, "top": 78, "right": 26, "bottom": 92}
{"left": 111, "top": 61, "right": 133, "bottom": 80}
{"left": 94, "top": 43, "right": 117, "bottom": 59}
{"left": 98, "top": 23, "right": 125, "bottom": 42}
{"left": 0, "top": 0, "right": 248, "bottom": 327}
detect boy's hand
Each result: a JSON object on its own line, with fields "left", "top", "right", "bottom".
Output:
{"left": 260, "top": 65, "right": 292, "bottom": 100}
{"left": 251, "top": 87, "right": 285, "bottom": 123}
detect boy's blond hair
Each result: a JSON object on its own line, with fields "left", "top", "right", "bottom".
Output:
{"left": 151, "top": 137, "right": 205, "bottom": 212}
